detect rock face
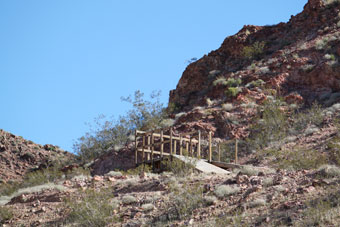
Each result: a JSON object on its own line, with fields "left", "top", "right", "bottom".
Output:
{"left": 169, "top": 0, "right": 340, "bottom": 110}
{"left": 0, "top": 129, "right": 74, "bottom": 182}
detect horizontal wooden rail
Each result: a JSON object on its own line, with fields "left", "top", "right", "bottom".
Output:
{"left": 138, "top": 139, "right": 171, "bottom": 149}
{"left": 137, "top": 149, "right": 171, "bottom": 156}
{"left": 136, "top": 130, "right": 199, "bottom": 143}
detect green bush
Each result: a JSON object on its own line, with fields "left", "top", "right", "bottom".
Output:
{"left": 74, "top": 90, "right": 167, "bottom": 162}
{"left": 65, "top": 188, "right": 119, "bottom": 226}
{"left": 214, "top": 185, "right": 240, "bottom": 199}
{"left": 242, "top": 41, "right": 265, "bottom": 60}
{"left": 295, "top": 191, "right": 340, "bottom": 226}
{"left": 167, "top": 182, "right": 204, "bottom": 220}
{"left": 272, "top": 146, "right": 327, "bottom": 170}
{"left": 248, "top": 98, "right": 288, "bottom": 150}
{"left": 225, "top": 87, "right": 242, "bottom": 98}
{"left": 0, "top": 206, "right": 13, "bottom": 224}
{"left": 163, "top": 155, "right": 197, "bottom": 177}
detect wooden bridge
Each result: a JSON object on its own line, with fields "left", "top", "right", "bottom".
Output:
{"left": 134, "top": 128, "right": 239, "bottom": 174}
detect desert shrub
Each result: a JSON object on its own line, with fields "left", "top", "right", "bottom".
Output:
{"left": 65, "top": 188, "right": 119, "bottom": 226}
{"left": 122, "top": 164, "right": 151, "bottom": 176}
{"left": 225, "top": 87, "right": 242, "bottom": 98}
{"left": 213, "top": 77, "right": 228, "bottom": 86}
{"left": 295, "top": 191, "right": 340, "bottom": 226}
{"left": 214, "top": 208, "right": 249, "bottom": 226}
{"left": 292, "top": 102, "right": 324, "bottom": 133}
{"left": 204, "top": 196, "right": 217, "bottom": 206}
{"left": 167, "top": 182, "right": 204, "bottom": 220}
{"left": 323, "top": 0, "right": 340, "bottom": 7}
{"left": 222, "top": 103, "right": 233, "bottom": 111}
{"left": 74, "top": 90, "right": 167, "bottom": 162}
{"left": 316, "top": 165, "right": 340, "bottom": 178}
{"left": 315, "top": 37, "right": 329, "bottom": 50}
{"left": 262, "top": 177, "right": 274, "bottom": 187}
{"left": 257, "top": 66, "right": 270, "bottom": 74}
{"left": 324, "top": 53, "right": 336, "bottom": 60}
{"left": 272, "top": 146, "right": 327, "bottom": 170}
{"left": 242, "top": 41, "right": 266, "bottom": 60}
{"left": 248, "top": 98, "right": 288, "bottom": 150}
{"left": 301, "top": 64, "right": 315, "bottom": 72}
{"left": 247, "top": 198, "right": 266, "bottom": 208}
{"left": 163, "top": 155, "right": 197, "bottom": 177}
{"left": 327, "top": 136, "right": 340, "bottom": 165}
{"left": 0, "top": 206, "right": 13, "bottom": 224}
{"left": 142, "top": 203, "right": 154, "bottom": 212}
{"left": 105, "top": 171, "right": 123, "bottom": 177}
{"left": 122, "top": 195, "right": 138, "bottom": 205}
{"left": 214, "top": 185, "right": 240, "bottom": 199}
{"left": 245, "top": 79, "right": 265, "bottom": 89}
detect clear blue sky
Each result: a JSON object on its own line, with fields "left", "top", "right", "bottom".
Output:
{"left": 0, "top": 0, "right": 307, "bottom": 152}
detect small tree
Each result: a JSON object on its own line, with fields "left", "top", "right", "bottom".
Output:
{"left": 74, "top": 90, "right": 166, "bottom": 162}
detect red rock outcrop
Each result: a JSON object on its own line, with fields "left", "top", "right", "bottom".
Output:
{"left": 170, "top": 0, "right": 340, "bottom": 110}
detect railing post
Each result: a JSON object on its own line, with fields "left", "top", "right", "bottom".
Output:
{"left": 209, "top": 131, "right": 212, "bottom": 163}
{"left": 186, "top": 141, "right": 189, "bottom": 156}
{"left": 218, "top": 143, "right": 221, "bottom": 162}
{"left": 235, "top": 139, "right": 238, "bottom": 164}
{"left": 147, "top": 135, "right": 151, "bottom": 161}
{"left": 151, "top": 132, "right": 154, "bottom": 163}
{"left": 135, "top": 130, "right": 138, "bottom": 165}
{"left": 160, "top": 130, "right": 164, "bottom": 158}
{"left": 142, "top": 135, "right": 145, "bottom": 163}
{"left": 180, "top": 135, "right": 183, "bottom": 156}
{"left": 174, "top": 140, "right": 177, "bottom": 155}
{"left": 170, "top": 128, "right": 173, "bottom": 155}
{"left": 198, "top": 130, "right": 201, "bottom": 158}
{"left": 189, "top": 136, "right": 192, "bottom": 157}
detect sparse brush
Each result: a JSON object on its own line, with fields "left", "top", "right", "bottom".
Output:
{"left": 0, "top": 206, "right": 13, "bottom": 224}
{"left": 122, "top": 195, "right": 138, "bottom": 205}
{"left": 166, "top": 182, "right": 204, "bottom": 221}
{"left": 142, "top": 203, "right": 155, "bottom": 212}
{"left": 242, "top": 41, "right": 266, "bottom": 60}
{"left": 315, "top": 37, "right": 329, "bottom": 50}
{"left": 214, "top": 185, "right": 240, "bottom": 199}
{"left": 65, "top": 188, "right": 118, "bottom": 226}
{"left": 213, "top": 77, "right": 228, "bottom": 86}
{"left": 317, "top": 165, "right": 340, "bottom": 178}
{"left": 247, "top": 198, "right": 266, "bottom": 208}
{"left": 222, "top": 103, "right": 233, "bottom": 111}
{"left": 204, "top": 196, "right": 218, "bottom": 206}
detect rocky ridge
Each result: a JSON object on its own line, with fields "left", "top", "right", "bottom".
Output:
{"left": 0, "top": 129, "right": 74, "bottom": 182}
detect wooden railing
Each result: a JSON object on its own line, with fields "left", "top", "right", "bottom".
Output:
{"left": 134, "top": 127, "right": 239, "bottom": 165}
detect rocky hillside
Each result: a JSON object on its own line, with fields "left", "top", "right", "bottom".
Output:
{"left": 2, "top": 1, "right": 340, "bottom": 226}
{"left": 168, "top": 0, "right": 340, "bottom": 138}
{"left": 0, "top": 129, "right": 75, "bottom": 182}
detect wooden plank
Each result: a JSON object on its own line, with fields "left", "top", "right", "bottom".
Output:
{"left": 137, "top": 149, "right": 171, "bottom": 156}
{"left": 137, "top": 130, "right": 199, "bottom": 143}
{"left": 139, "top": 139, "right": 170, "bottom": 149}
